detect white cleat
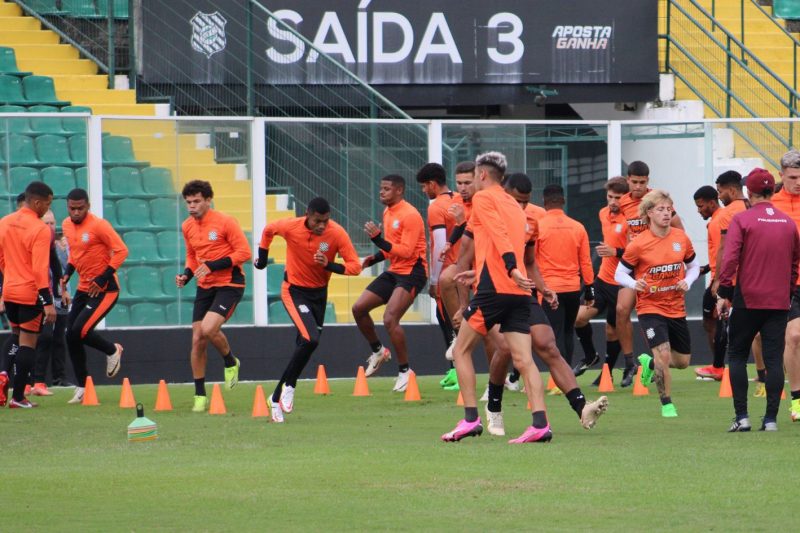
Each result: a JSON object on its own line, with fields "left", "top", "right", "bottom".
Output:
{"left": 269, "top": 398, "right": 284, "bottom": 423}
{"left": 106, "top": 343, "right": 123, "bottom": 377}
{"left": 484, "top": 405, "right": 506, "bottom": 436}
{"left": 504, "top": 375, "right": 521, "bottom": 392}
{"left": 479, "top": 384, "right": 489, "bottom": 402}
{"left": 392, "top": 371, "right": 410, "bottom": 392}
{"left": 444, "top": 341, "right": 455, "bottom": 361}
{"left": 365, "top": 347, "right": 391, "bottom": 377}
{"left": 67, "top": 387, "right": 85, "bottom": 405}
{"left": 580, "top": 396, "right": 609, "bottom": 429}
{"left": 279, "top": 384, "right": 295, "bottom": 414}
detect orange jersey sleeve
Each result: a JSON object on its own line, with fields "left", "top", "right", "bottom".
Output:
{"left": 597, "top": 207, "right": 628, "bottom": 284}
{"left": 524, "top": 204, "right": 540, "bottom": 244}
{"left": 382, "top": 200, "right": 428, "bottom": 275}
{"left": 771, "top": 189, "right": 800, "bottom": 285}
{"left": 0, "top": 208, "right": 51, "bottom": 305}
{"left": 706, "top": 209, "right": 723, "bottom": 279}
{"left": 182, "top": 209, "right": 251, "bottom": 289}
{"left": 259, "top": 217, "right": 294, "bottom": 250}
{"left": 535, "top": 209, "right": 595, "bottom": 293}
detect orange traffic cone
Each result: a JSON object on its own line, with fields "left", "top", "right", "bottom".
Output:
{"left": 82, "top": 376, "right": 99, "bottom": 406}
{"left": 353, "top": 366, "right": 370, "bottom": 396}
{"left": 719, "top": 368, "right": 733, "bottom": 398}
{"left": 456, "top": 391, "right": 464, "bottom": 405}
{"left": 119, "top": 377, "right": 136, "bottom": 408}
{"left": 209, "top": 383, "right": 227, "bottom": 415}
{"left": 598, "top": 364, "right": 615, "bottom": 393}
{"left": 154, "top": 379, "right": 172, "bottom": 411}
{"left": 526, "top": 400, "right": 531, "bottom": 410}
{"left": 252, "top": 385, "right": 269, "bottom": 418}
{"left": 404, "top": 371, "right": 421, "bottom": 401}
{"left": 314, "top": 364, "right": 330, "bottom": 395}
{"left": 633, "top": 366, "right": 649, "bottom": 396}
{"left": 546, "top": 374, "right": 556, "bottom": 391}
{"left": 781, "top": 388, "right": 787, "bottom": 400}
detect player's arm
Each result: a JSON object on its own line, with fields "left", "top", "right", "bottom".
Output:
{"left": 577, "top": 227, "right": 595, "bottom": 302}
{"left": 792, "top": 228, "right": 800, "bottom": 289}
{"left": 615, "top": 244, "right": 644, "bottom": 291}
{"left": 32, "top": 226, "right": 56, "bottom": 323}
{"left": 429, "top": 227, "right": 446, "bottom": 288}
{"left": 717, "top": 218, "right": 743, "bottom": 301}
{"left": 255, "top": 219, "right": 290, "bottom": 269}
{"left": 524, "top": 242, "right": 557, "bottom": 308}
{"left": 472, "top": 194, "right": 518, "bottom": 276}
{"left": 319, "top": 228, "right": 362, "bottom": 276}
{"left": 221, "top": 218, "right": 253, "bottom": 269}
{"left": 670, "top": 212, "right": 685, "bottom": 230}
{"left": 90, "top": 221, "right": 128, "bottom": 293}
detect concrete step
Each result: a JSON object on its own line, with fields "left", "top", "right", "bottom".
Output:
{"left": 0, "top": 30, "right": 60, "bottom": 44}
{"left": 0, "top": 16, "right": 40, "bottom": 31}
{"left": 12, "top": 44, "right": 79, "bottom": 60}
{"left": 16, "top": 58, "right": 98, "bottom": 74}
{"left": 51, "top": 75, "right": 109, "bottom": 90}
{"left": 0, "top": 2, "right": 21, "bottom": 16}
{"left": 58, "top": 89, "right": 138, "bottom": 105}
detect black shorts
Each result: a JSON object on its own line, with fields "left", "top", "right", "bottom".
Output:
{"left": 464, "top": 292, "right": 530, "bottom": 336}
{"left": 365, "top": 261, "right": 427, "bottom": 303}
{"left": 702, "top": 286, "right": 717, "bottom": 320}
{"left": 789, "top": 293, "right": 800, "bottom": 321}
{"left": 638, "top": 313, "right": 691, "bottom": 354}
{"left": 193, "top": 286, "right": 244, "bottom": 323}
{"left": 280, "top": 283, "right": 327, "bottom": 343}
{"left": 591, "top": 278, "right": 620, "bottom": 327}
{"left": 4, "top": 301, "right": 44, "bottom": 333}
{"left": 529, "top": 297, "right": 550, "bottom": 327}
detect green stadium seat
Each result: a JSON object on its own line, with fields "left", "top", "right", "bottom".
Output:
{"left": 124, "top": 231, "right": 161, "bottom": 262}
{"left": 0, "top": 168, "right": 7, "bottom": 194}
{"left": 108, "top": 167, "right": 143, "bottom": 195}
{"left": 116, "top": 198, "right": 149, "bottom": 227}
{"left": 97, "top": 0, "right": 129, "bottom": 18}
{"left": 268, "top": 301, "right": 291, "bottom": 324}
{"left": 325, "top": 302, "right": 336, "bottom": 324}
{"left": 267, "top": 263, "right": 285, "bottom": 300}
{"left": 75, "top": 166, "right": 88, "bottom": 189}
{"left": 0, "top": 198, "right": 15, "bottom": 217}
{"left": 242, "top": 261, "right": 253, "bottom": 296}
{"left": 149, "top": 197, "right": 181, "bottom": 227}
{"left": 102, "top": 199, "right": 117, "bottom": 225}
{"left": 102, "top": 136, "right": 147, "bottom": 167}
{"left": 161, "top": 267, "right": 179, "bottom": 297}
{"left": 61, "top": 106, "right": 91, "bottom": 134}
{"left": 141, "top": 167, "right": 174, "bottom": 195}
{"left": 165, "top": 301, "right": 193, "bottom": 325}
{"left": 22, "top": 76, "right": 70, "bottom": 107}
{"left": 0, "top": 47, "right": 32, "bottom": 77}
{"left": 35, "top": 134, "right": 76, "bottom": 166}
{"left": 9, "top": 166, "right": 40, "bottom": 194}
{"left": 104, "top": 303, "right": 129, "bottom": 327}
{"left": 29, "top": 114, "right": 65, "bottom": 135}
{"left": 1, "top": 133, "right": 38, "bottom": 165}
{"left": 27, "top": 105, "right": 59, "bottom": 113}
{"left": 130, "top": 303, "right": 166, "bottom": 326}
{"left": 228, "top": 300, "right": 253, "bottom": 325}
{"left": 0, "top": 104, "right": 26, "bottom": 113}
{"left": 51, "top": 198, "right": 68, "bottom": 227}
{"left": 126, "top": 266, "right": 163, "bottom": 298}
{"left": 156, "top": 230, "right": 184, "bottom": 260}
{"left": 68, "top": 134, "right": 87, "bottom": 165}
{"left": 0, "top": 114, "right": 32, "bottom": 134}
{"left": 0, "top": 75, "right": 28, "bottom": 105}
{"left": 41, "top": 166, "right": 76, "bottom": 195}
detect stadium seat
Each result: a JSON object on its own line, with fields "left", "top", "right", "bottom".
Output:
{"left": 0, "top": 168, "right": 7, "bottom": 194}
{"left": 29, "top": 113, "right": 65, "bottom": 135}
{"left": 0, "top": 74, "right": 28, "bottom": 104}
{"left": 325, "top": 302, "right": 337, "bottom": 324}
{"left": 160, "top": 267, "right": 179, "bottom": 297}
{"left": 242, "top": 262, "right": 253, "bottom": 296}
{"left": 0, "top": 198, "right": 14, "bottom": 217}
{"left": 51, "top": 198, "right": 68, "bottom": 227}
{"left": 149, "top": 197, "right": 181, "bottom": 227}
{"left": 41, "top": 166, "right": 76, "bottom": 195}
{"left": 267, "top": 263, "right": 285, "bottom": 300}
{"left": 126, "top": 266, "right": 163, "bottom": 298}
{"left": 165, "top": 301, "right": 193, "bottom": 325}
{"left": 268, "top": 301, "right": 291, "bottom": 324}
{"left": 102, "top": 136, "right": 147, "bottom": 167}
{"left": 68, "top": 134, "right": 87, "bottom": 165}
{"left": 75, "top": 166, "right": 88, "bottom": 189}
{"left": 108, "top": 167, "right": 143, "bottom": 195}
{"left": 2, "top": 133, "right": 38, "bottom": 165}
{"left": 97, "top": 0, "right": 129, "bottom": 18}
{"left": 0, "top": 113, "right": 32, "bottom": 134}
{"left": 9, "top": 166, "right": 40, "bottom": 194}
{"left": 104, "top": 303, "right": 129, "bottom": 327}
{"left": 22, "top": 76, "right": 70, "bottom": 107}
{"left": 61, "top": 106, "right": 91, "bottom": 134}
{"left": 35, "top": 134, "right": 76, "bottom": 166}
{"left": 103, "top": 199, "right": 117, "bottom": 225}
{"left": 116, "top": 198, "right": 149, "bottom": 227}
{"left": 124, "top": 231, "right": 162, "bottom": 262}
{"left": 130, "top": 303, "right": 167, "bottom": 326}
{"left": 228, "top": 300, "right": 253, "bottom": 324}
{"left": 141, "top": 167, "right": 174, "bottom": 195}
{"left": 0, "top": 47, "right": 32, "bottom": 77}
{"left": 156, "top": 230, "right": 184, "bottom": 260}
{"left": 0, "top": 104, "right": 26, "bottom": 113}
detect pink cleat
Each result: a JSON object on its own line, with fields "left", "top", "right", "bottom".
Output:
{"left": 441, "top": 418, "right": 483, "bottom": 442}
{"left": 508, "top": 425, "right": 553, "bottom": 444}
{"left": 0, "top": 372, "right": 8, "bottom": 407}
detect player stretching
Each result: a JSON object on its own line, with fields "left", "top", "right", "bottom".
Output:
{"left": 176, "top": 180, "right": 251, "bottom": 412}
{"left": 352, "top": 175, "right": 428, "bottom": 392}
{"left": 61, "top": 188, "right": 128, "bottom": 404}
{"left": 255, "top": 198, "right": 361, "bottom": 423}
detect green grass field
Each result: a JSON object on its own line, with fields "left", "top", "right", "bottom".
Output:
{"left": 4, "top": 369, "right": 796, "bottom": 531}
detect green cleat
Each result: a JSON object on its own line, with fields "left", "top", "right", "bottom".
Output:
{"left": 661, "top": 403, "right": 678, "bottom": 418}
{"left": 224, "top": 357, "right": 240, "bottom": 390}
{"left": 638, "top": 354, "right": 654, "bottom": 386}
{"left": 192, "top": 395, "right": 208, "bottom": 412}
{"left": 443, "top": 381, "right": 460, "bottom": 392}
{"left": 439, "top": 368, "right": 458, "bottom": 388}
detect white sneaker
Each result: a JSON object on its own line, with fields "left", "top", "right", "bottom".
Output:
{"left": 279, "top": 384, "right": 295, "bottom": 414}
{"left": 484, "top": 405, "right": 506, "bottom": 436}
{"left": 479, "top": 384, "right": 489, "bottom": 402}
{"left": 68, "top": 387, "right": 85, "bottom": 404}
{"left": 106, "top": 343, "right": 123, "bottom": 377}
{"left": 392, "top": 370, "right": 410, "bottom": 392}
{"left": 445, "top": 341, "right": 455, "bottom": 361}
{"left": 365, "top": 347, "right": 391, "bottom": 377}
{"left": 504, "top": 374, "right": 520, "bottom": 392}
{"left": 269, "top": 398, "right": 284, "bottom": 423}
{"left": 580, "top": 396, "right": 609, "bottom": 429}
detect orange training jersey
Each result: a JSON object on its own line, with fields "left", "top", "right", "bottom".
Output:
{"left": 450, "top": 196, "right": 472, "bottom": 260}
{"left": 182, "top": 209, "right": 252, "bottom": 289}
{"left": 535, "top": 208, "right": 595, "bottom": 293}
{"left": 621, "top": 227, "right": 696, "bottom": 318}
{"left": 62, "top": 212, "right": 128, "bottom": 292}
{"left": 471, "top": 184, "right": 528, "bottom": 296}
{"left": 771, "top": 188, "right": 800, "bottom": 285}
{"left": 428, "top": 191, "right": 457, "bottom": 266}
{"left": 378, "top": 199, "right": 428, "bottom": 276}
{"left": 597, "top": 206, "right": 628, "bottom": 285}
{"left": 620, "top": 191, "right": 649, "bottom": 239}
{"left": 260, "top": 217, "right": 361, "bottom": 288}
{"left": 706, "top": 207, "right": 723, "bottom": 279}
{"left": 0, "top": 207, "right": 51, "bottom": 305}
{"left": 524, "top": 203, "right": 544, "bottom": 244}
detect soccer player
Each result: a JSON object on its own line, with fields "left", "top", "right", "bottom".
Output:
{"left": 255, "top": 197, "right": 361, "bottom": 423}
{"left": 442, "top": 151, "right": 552, "bottom": 444}
{"left": 535, "top": 184, "right": 594, "bottom": 367}
{"left": 615, "top": 190, "right": 699, "bottom": 417}
{"left": 717, "top": 168, "right": 800, "bottom": 432}
{"left": 415, "top": 163, "right": 458, "bottom": 387}
{"left": 0, "top": 181, "right": 56, "bottom": 408}
{"left": 352, "top": 175, "right": 428, "bottom": 392}
{"left": 60, "top": 188, "right": 127, "bottom": 404}
{"left": 573, "top": 177, "right": 632, "bottom": 386}
{"left": 176, "top": 180, "right": 252, "bottom": 412}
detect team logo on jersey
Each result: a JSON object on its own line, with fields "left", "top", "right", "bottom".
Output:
{"left": 318, "top": 242, "right": 330, "bottom": 253}
{"left": 392, "top": 220, "right": 400, "bottom": 229}
{"left": 190, "top": 12, "right": 227, "bottom": 59}
{"left": 646, "top": 327, "right": 656, "bottom": 339}
{"left": 208, "top": 231, "right": 218, "bottom": 241}
{"left": 672, "top": 242, "right": 681, "bottom": 252}
{"left": 298, "top": 304, "right": 310, "bottom": 313}
{"left": 615, "top": 224, "right": 622, "bottom": 233}
{"left": 81, "top": 232, "right": 89, "bottom": 243}
{"left": 766, "top": 207, "right": 775, "bottom": 215}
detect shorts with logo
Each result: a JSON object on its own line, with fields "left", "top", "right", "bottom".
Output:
{"left": 4, "top": 301, "right": 44, "bottom": 333}
{"left": 638, "top": 313, "right": 691, "bottom": 354}
{"left": 702, "top": 286, "right": 717, "bottom": 320}
{"left": 365, "top": 261, "right": 427, "bottom": 303}
{"left": 193, "top": 286, "right": 244, "bottom": 323}
{"left": 591, "top": 278, "right": 620, "bottom": 327}
{"left": 280, "top": 283, "right": 327, "bottom": 343}
{"left": 529, "top": 296, "right": 550, "bottom": 327}
{"left": 463, "top": 292, "right": 531, "bottom": 336}
{"left": 789, "top": 292, "right": 800, "bottom": 321}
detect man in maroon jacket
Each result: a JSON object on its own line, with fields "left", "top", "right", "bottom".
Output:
{"left": 717, "top": 168, "right": 800, "bottom": 432}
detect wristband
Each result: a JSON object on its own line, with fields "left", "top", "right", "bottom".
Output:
{"left": 583, "top": 284, "right": 595, "bottom": 302}
{"left": 717, "top": 284, "right": 734, "bottom": 300}
{"left": 324, "top": 262, "right": 345, "bottom": 275}
{"left": 38, "top": 288, "right": 53, "bottom": 306}
{"left": 183, "top": 267, "right": 194, "bottom": 282}
{"left": 449, "top": 223, "right": 466, "bottom": 245}
{"left": 615, "top": 248, "right": 624, "bottom": 258}
{"left": 502, "top": 252, "right": 517, "bottom": 276}
{"left": 254, "top": 247, "right": 269, "bottom": 270}
{"left": 370, "top": 233, "right": 392, "bottom": 253}
{"left": 63, "top": 263, "right": 76, "bottom": 280}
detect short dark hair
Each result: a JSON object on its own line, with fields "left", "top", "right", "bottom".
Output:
{"left": 605, "top": 177, "right": 629, "bottom": 194}
{"left": 504, "top": 173, "right": 532, "bottom": 194}
{"left": 542, "top": 184, "right": 565, "bottom": 205}
{"left": 455, "top": 161, "right": 475, "bottom": 175}
{"left": 693, "top": 185, "right": 718, "bottom": 201}
{"left": 307, "top": 197, "right": 331, "bottom": 215}
{"left": 627, "top": 161, "right": 650, "bottom": 177}
{"left": 715, "top": 170, "right": 743, "bottom": 188}
{"left": 381, "top": 174, "right": 405, "bottom": 191}
{"left": 182, "top": 180, "right": 214, "bottom": 199}
{"left": 16, "top": 192, "right": 26, "bottom": 205}
{"left": 67, "top": 188, "right": 89, "bottom": 202}
{"left": 415, "top": 163, "right": 447, "bottom": 185}
{"left": 25, "top": 181, "right": 53, "bottom": 201}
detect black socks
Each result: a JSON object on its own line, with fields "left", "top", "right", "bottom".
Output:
{"left": 223, "top": 352, "right": 236, "bottom": 368}
{"left": 487, "top": 382, "right": 504, "bottom": 413}
{"left": 194, "top": 378, "right": 206, "bottom": 396}
{"left": 370, "top": 341, "right": 383, "bottom": 353}
{"left": 565, "top": 388, "right": 587, "bottom": 417}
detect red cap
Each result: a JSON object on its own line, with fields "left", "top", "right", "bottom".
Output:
{"left": 745, "top": 168, "right": 775, "bottom": 195}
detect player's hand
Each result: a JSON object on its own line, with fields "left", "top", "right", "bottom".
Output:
{"left": 60, "top": 274, "right": 70, "bottom": 286}
{"left": 710, "top": 278, "right": 720, "bottom": 297}
{"left": 595, "top": 243, "right": 615, "bottom": 257}
{"left": 43, "top": 304, "right": 56, "bottom": 325}
{"left": 635, "top": 278, "right": 647, "bottom": 292}
{"left": 428, "top": 284, "right": 437, "bottom": 298}
{"left": 448, "top": 204, "right": 465, "bottom": 224}
{"left": 454, "top": 270, "right": 476, "bottom": 287}
{"left": 452, "top": 308, "right": 464, "bottom": 329}
{"left": 175, "top": 274, "right": 188, "bottom": 288}
{"left": 543, "top": 288, "right": 559, "bottom": 310}
{"left": 194, "top": 263, "right": 211, "bottom": 280}
{"left": 716, "top": 297, "right": 730, "bottom": 318}
{"left": 511, "top": 269, "right": 534, "bottom": 291}
{"left": 61, "top": 289, "right": 71, "bottom": 308}
{"left": 314, "top": 251, "right": 328, "bottom": 267}
{"left": 677, "top": 279, "right": 690, "bottom": 293}
{"left": 87, "top": 281, "right": 103, "bottom": 298}
{"left": 364, "top": 221, "right": 382, "bottom": 238}
{"left": 439, "top": 242, "right": 451, "bottom": 261}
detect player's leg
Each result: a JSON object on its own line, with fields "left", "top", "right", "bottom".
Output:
{"left": 76, "top": 291, "right": 123, "bottom": 378}
{"left": 201, "top": 287, "right": 244, "bottom": 391}
{"left": 573, "top": 304, "right": 601, "bottom": 375}
{"left": 506, "top": 330, "right": 552, "bottom": 443}
{"left": 783, "top": 317, "right": 800, "bottom": 421}
{"left": 189, "top": 287, "right": 214, "bottom": 410}
{"left": 435, "top": 292, "right": 458, "bottom": 388}
{"left": 542, "top": 295, "right": 568, "bottom": 364}
{"left": 697, "top": 286, "right": 725, "bottom": 380}
{"left": 6, "top": 303, "right": 43, "bottom": 407}
{"left": 383, "top": 285, "right": 418, "bottom": 392}
{"left": 759, "top": 311, "right": 787, "bottom": 428}
{"left": 726, "top": 308, "right": 761, "bottom": 431}
{"left": 352, "top": 274, "right": 393, "bottom": 376}
{"left": 752, "top": 333, "right": 767, "bottom": 397}
{"left": 31, "top": 322, "right": 54, "bottom": 395}
{"left": 441, "top": 318, "right": 484, "bottom": 442}
{"left": 616, "top": 287, "right": 637, "bottom": 369}
{"left": 65, "top": 292, "right": 90, "bottom": 402}
{"left": 485, "top": 326, "right": 510, "bottom": 435}
{"left": 438, "top": 264, "right": 461, "bottom": 328}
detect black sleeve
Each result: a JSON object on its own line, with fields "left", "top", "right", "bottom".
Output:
{"left": 717, "top": 284, "right": 734, "bottom": 300}
{"left": 449, "top": 223, "right": 466, "bottom": 245}
{"left": 50, "top": 246, "right": 62, "bottom": 297}
{"left": 370, "top": 233, "right": 392, "bottom": 253}
{"left": 699, "top": 264, "right": 711, "bottom": 276}
{"left": 324, "top": 262, "right": 346, "bottom": 275}
{"left": 183, "top": 267, "right": 194, "bottom": 282}
{"left": 583, "top": 284, "right": 595, "bottom": 301}
{"left": 38, "top": 288, "right": 53, "bottom": 306}
{"left": 254, "top": 247, "right": 270, "bottom": 270}
{"left": 206, "top": 257, "right": 233, "bottom": 271}
{"left": 502, "top": 252, "right": 517, "bottom": 276}
{"left": 615, "top": 248, "right": 625, "bottom": 258}
{"left": 63, "top": 262, "right": 76, "bottom": 281}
